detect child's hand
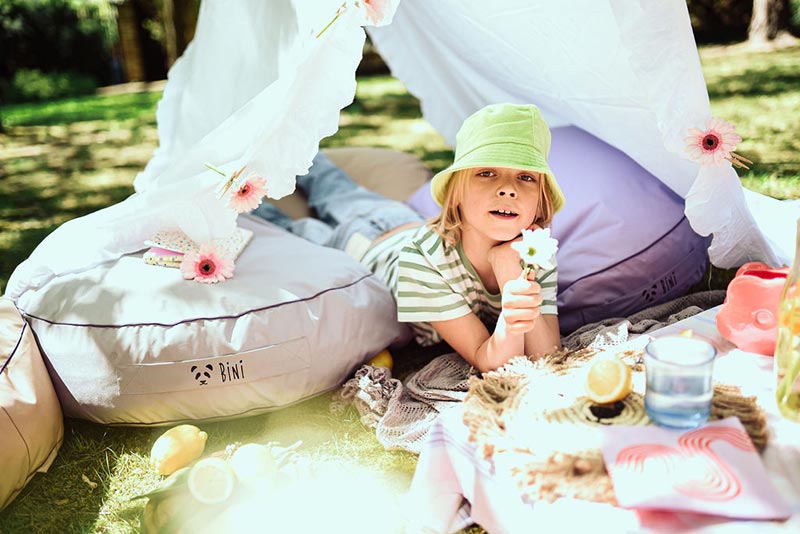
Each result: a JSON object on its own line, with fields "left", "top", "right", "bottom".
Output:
{"left": 488, "top": 239, "right": 524, "bottom": 277}
{"left": 488, "top": 223, "right": 543, "bottom": 288}
{"left": 500, "top": 274, "right": 543, "bottom": 335}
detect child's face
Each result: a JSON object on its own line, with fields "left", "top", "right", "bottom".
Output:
{"left": 459, "top": 167, "right": 541, "bottom": 243}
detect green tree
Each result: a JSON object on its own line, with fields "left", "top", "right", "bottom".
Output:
{"left": 0, "top": 0, "right": 117, "bottom": 91}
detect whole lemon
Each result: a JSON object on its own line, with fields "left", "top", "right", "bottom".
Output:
{"left": 367, "top": 349, "right": 393, "bottom": 370}
{"left": 150, "top": 424, "right": 208, "bottom": 475}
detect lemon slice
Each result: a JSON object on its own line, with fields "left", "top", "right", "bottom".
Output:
{"left": 187, "top": 457, "right": 235, "bottom": 505}
{"left": 367, "top": 349, "right": 393, "bottom": 370}
{"left": 229, "top": 443, "right": 276, "bottom": 487}
{"left": 585, "top": 354, "right": 632, "bottom": 404}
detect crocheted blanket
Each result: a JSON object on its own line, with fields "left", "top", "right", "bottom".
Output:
{"left": 332, "top": 290, "right": 730, "bottom": 452}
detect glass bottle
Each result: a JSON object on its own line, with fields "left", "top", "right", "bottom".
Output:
{"left": 775, "top": 218, "right": 800, "bottom": 421}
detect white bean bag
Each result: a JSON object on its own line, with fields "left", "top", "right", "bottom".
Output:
{"left": 1, "top": 297, "right": 63, "bottom": 510}
{"left": 13, "top": 148, "right": 427, "bottom": 425}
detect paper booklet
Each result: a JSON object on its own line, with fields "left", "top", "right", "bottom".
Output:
{"left": 600, "top": 417, "right": 791, "bottom": 520}
{"left": 143, "top": 226, "right": 254, "bottom": 268}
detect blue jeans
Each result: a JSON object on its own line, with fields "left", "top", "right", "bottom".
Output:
{"left": 252, "top": 152, "right": 424, "bottom": 250}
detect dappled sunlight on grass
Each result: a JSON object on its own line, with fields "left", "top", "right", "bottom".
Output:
{"left": 742, "top": 174, "right": 800, "bottom": 200}
{"left": 1, "top": 420, "right": 155, "bottom": 534}
{"left": 352, "top": 76, "right": 408, "bottom": 99}
{"left": 93, "top": 452, "right": 161, "bottom": 533}
{"left": 0, "top": 106, "right": 158, "bottom": 292}
{"left": 702, "top": 45, "right": 800, "bottom": 99}
{"left": 2, "top": 91, "right": 162, "bottom": 128}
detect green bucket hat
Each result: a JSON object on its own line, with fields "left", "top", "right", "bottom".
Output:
{"left": 431, "top": 103, "right": 565, "bottom": 214}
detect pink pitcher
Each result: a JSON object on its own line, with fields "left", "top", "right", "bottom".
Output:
{"left": 716, "top": 262, "right": 789, "bottom": 356}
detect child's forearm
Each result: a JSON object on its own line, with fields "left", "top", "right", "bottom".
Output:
{"left": 473, "top": 314, "right": 525, "bottom": 372}
{"left": 524, "top": 315, "right": 562, "bottom": 358}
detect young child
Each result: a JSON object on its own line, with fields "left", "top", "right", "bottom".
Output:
{"left": 254, "top": 103, "right": 565, "bottom": 372}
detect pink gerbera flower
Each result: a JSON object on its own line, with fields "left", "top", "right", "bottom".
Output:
{"left": 228, "top": 175, "right": 267, "bottom": 213}
{"left": 180, "top": 243, "right": 234, "bottom": 284}
{"left": 684, "top": 117, "right": 750, "bottom": 168}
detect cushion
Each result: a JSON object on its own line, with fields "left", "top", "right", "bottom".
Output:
{"left": 406, "top": 126, "right": 710, "bottom": 334}
{"left": 1, "top": 297, "right": 63, "bottom": 510}
{"left": 271, "top": 147, "right": 432, "bottom": 219}
{"left": 15, "top": 216, "right": 405, "bottom": 425}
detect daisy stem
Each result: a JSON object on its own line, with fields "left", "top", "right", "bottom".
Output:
{"left": 316, "top": 3, "right": 346, "bottom": 39}
{"left": 523, "top": 264, "right": 536, "bottom": 280}
{"left": 204, "top": 162, "right": 228, "bottom": 177}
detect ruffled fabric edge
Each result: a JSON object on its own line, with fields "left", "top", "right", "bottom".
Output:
{"left": 608, "top": 1, "right": 788, "bottom": 267}
{"left": 7, "top": 4, "right": 368, "bottom": 300}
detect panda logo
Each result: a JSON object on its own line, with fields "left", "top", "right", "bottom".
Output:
{"left": 642, "top": 285, "right": 659, "bottom": 303}
{"left": 190, "top": 364, "right": 214, "bottom": 386}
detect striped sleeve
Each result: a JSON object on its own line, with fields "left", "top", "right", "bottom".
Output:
{"left": 536, "top": 252, "right": 559, "bottom": 315}
{"left": 395, "top": 235, "right": 472, "bottom": 323}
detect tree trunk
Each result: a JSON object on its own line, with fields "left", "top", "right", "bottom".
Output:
{"left": 162, "top": 0, "right": 178, "bottom": 68}
{"left": 748, "top": 0, "right": 792, "bottom": 43}
{"left": 117, "top": 1, "right": 146, "bottom": 82}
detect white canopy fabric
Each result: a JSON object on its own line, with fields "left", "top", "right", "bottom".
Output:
{"left": 367, "top": 0, "right": 798, "bottom": 267}
{"left": 6, "top": 0, "right": 798, "bottom": 300}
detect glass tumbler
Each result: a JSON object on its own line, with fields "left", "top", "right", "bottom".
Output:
{"left": 644, "top": 336, "right": 716, "bottom": 429}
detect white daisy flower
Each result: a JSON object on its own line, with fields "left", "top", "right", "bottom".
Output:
{"left": 511, "top": 227, "right": 558, "bottom": 274}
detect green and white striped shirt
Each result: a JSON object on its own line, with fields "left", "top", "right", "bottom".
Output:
{"left": 361, "top": 225, "right": 558, "bottom": 347}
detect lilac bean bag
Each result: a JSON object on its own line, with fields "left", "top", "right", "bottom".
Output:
{"left": 407, "top": 126, "right": 710, "bottom": 334}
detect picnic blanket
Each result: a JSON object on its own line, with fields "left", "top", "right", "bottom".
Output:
{"left": 461, "top": 348, "right": 768, "bottom": 506}
{"left": 331, "top": 290, "right": 754, "bottom": 454}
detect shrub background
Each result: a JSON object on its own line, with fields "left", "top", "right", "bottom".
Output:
{"left": 0, "top": 0, "right": 117, "bottom": 103}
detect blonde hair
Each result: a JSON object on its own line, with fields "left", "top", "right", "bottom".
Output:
{"left": 429, "top": 168, "right": 555, "bottom": 247}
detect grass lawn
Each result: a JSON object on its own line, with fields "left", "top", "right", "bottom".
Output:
{"left": 1, "top": 44, "right": 799, "bottom": 533}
